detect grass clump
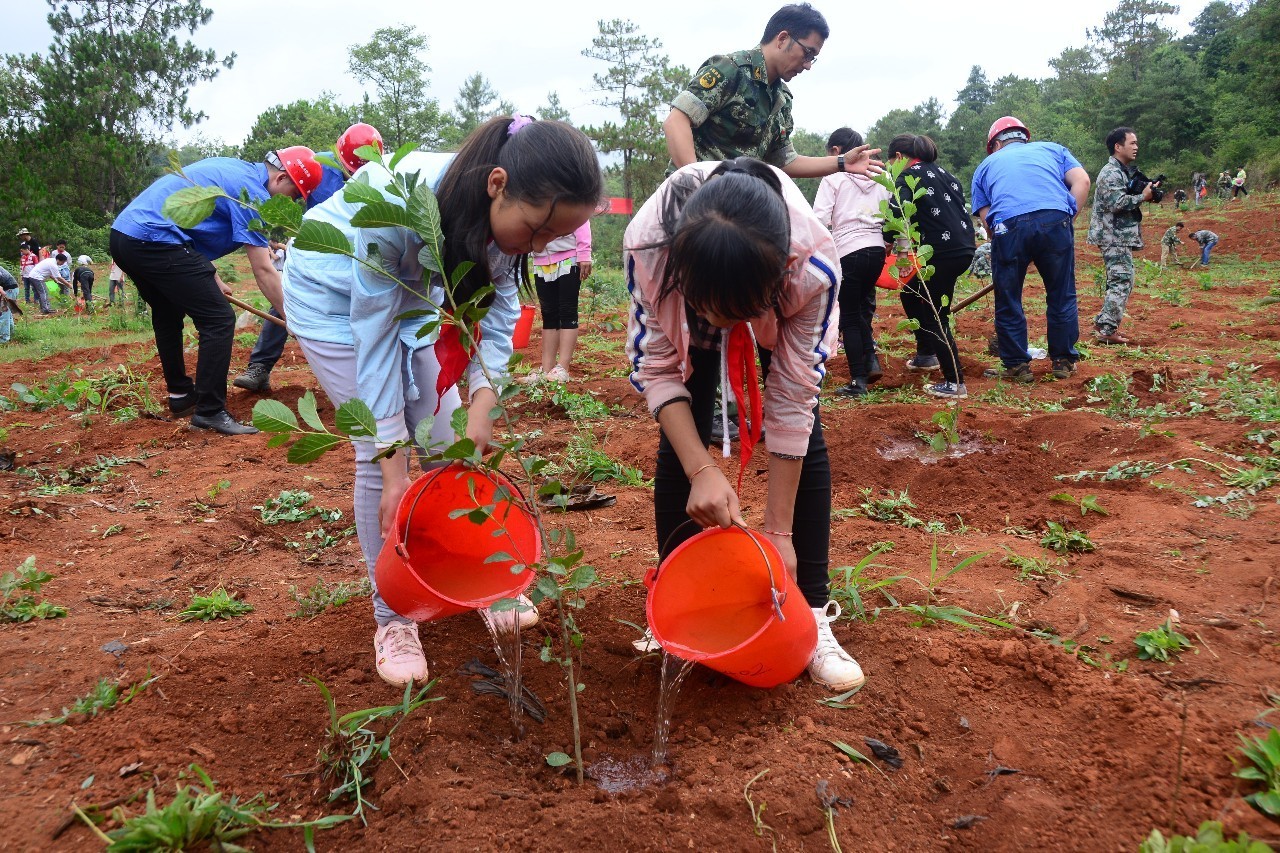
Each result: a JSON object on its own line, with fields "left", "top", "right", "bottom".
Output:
{"left": 1235, "top": 727, "right": 1280, "bottom": 818}
{"left": 26, "top": 672, "right": 158, "bottom": 726}
{"left": 1134, "top": 620, "right": 1193, "bottom": 662}
{"left": 1140, "top": 820, "right": 1272, "bottom": 852}
{"left": 1, "top": 557, "right": 68, "bottom": 622}
{"left": 1040, "top": 521, "right": 1096, "bottom": 555}
{"left": 177, "top": 588, "right": 253, "bottom": 622}
{"left": 290, "top": 577, "right": 372, "bottom": 618}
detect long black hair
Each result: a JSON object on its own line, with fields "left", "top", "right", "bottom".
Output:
{"left": 434, "top": 117, "right": 602, "bottom": 306}
{"left": 654, "top": 158, "right": 791, "bottom": 321}
{"left": 887, "top": 133, "right": 938, "bottom": 163}
{"left": 825, "top": 127, "right": 863, "bottom": 152}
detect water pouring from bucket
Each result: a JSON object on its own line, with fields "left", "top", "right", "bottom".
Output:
{"left": 373, "top": 462, "right": 539, "bottom": 623}
{"left": 644, "top": 524, "right": 818, "bottom": 689}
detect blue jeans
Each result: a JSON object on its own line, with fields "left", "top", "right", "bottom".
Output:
{"left": 991, "top": 210, "right": 1080, "bottom": 366}
{"left": 1200, "top": 240, "right": 1217, "bottom": 266}
{"left": 247, "top": 307, "right": 288, "bottom": 370}
{"left": 1, "top": 287, "right": 17, "bottom": 342}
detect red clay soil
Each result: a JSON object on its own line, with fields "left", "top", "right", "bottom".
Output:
{"left": 2, "top": 198, "right": 1279, "bottom": 852}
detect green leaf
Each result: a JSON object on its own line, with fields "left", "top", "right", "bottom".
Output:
{"left": 287, "top": 433, "right": 345, "bottom": 464}
{"left": 414, "top": 417, "right": 437, "bottom": 452}
{"left": 350, "top": 201, "right": 410, "bottom": 229}
{"left": 257, "top": 194, "right": 304, "bottom": 232}
{"left": 296, "top": 391, "right": 326, "bottom": 432}
{"left": 294, "top": 220, "right": 352, "bottom": 255}
{"left": 829, "top": 740, "right": 887, "bottom": 778}
{"left": 266, "top": 433, "right": 292, "bottom": 449}
{"left": 418, "top": 242, "right": 443, "bottom": 275}
{"left": 343, "top": 177, "right": 385, "bottom": 206}
{"left": 407, "top": 182, "right": 443, "bottom": 247}
{"left": 335, "top": 399, "right": 378, "bottom": 438}
{"left": 252, "top": 399, "right": 300, "bottom": 433}
{"left": 388, "top": 141, "right": 420, "bottom": 170}
{"left": 162, "top": 185, "right": 225, "bottom": 228}
{"left": 546, "top": 751, "right": 572, "bottom": 768}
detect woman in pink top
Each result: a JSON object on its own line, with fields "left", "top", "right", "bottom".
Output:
{"left": 813, "top": 127, "right": 890, "bottom": 397}
{"left": 625, "top": 158, "right": 863, "bottom": 691}
{"left": 526, "top": 221, "right": 592, "bottom": 383}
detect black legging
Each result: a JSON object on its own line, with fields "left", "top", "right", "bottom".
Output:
{"left": 654, "top": 346, "right": 832, "bottom": 608}
{"left": 898, "top": 253, "right": 973, "bottom": 384}
{"left": 534, "top": 267, "right": 582, "bottom": 329}
{"left": 838, "top": 247, "right": 884, "bottom": 380}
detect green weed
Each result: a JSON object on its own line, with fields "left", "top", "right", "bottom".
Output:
{"left": 26, "top": 671, "right": 158, "bottom": 726}
{"left": 1039, "top": 521, "right": 1096, "bottom": 554}
{"left": 555, "top": 430, "right": 652, "bottom": 487}
{"left": 1002, "top": 548, "right": 1069, "bottom": 582}
{"left": 828, "top": 544, "right": 905, "bottom": 622}
{"left": 177, "top": 588, "right": 253, "bottom": 622}
{"left": 858, "top": 488, "right": 928, "bottom": 529}
{"left": 896, "top": 543, "right": 1008, "bottom": 632}
{"left": 310, "top": 677, "right": 440, "bottom": 822}
{"left": 1140, "top": 820, "right": 1271, "bottom": 852}
{"left": 1027, "top": 628, "right": 1128, "bottom": 672}
{"left": 290, "top": 577, "right": 372, "bottom": 618}
{"left": 1235, "top": 727, "right": 1280, "bottom": 817}
{"left": 1, "top": 557, "right": 67, "bottom": 622}
{"left": 1049, "top": 493, "right": 1109, "bottom": 516}
{"left": 22, "top": 454, "right": 146, "bottom": 496}
{"left": 254, "top": 490, "right": 342, "bottom": 525}
{"left": 1134, "top": 620, "right": 1193, "bottom": 662}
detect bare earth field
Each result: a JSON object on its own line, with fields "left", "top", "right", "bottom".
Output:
{"left": 2, "top": 198, "right": 1279, "bottom": 851}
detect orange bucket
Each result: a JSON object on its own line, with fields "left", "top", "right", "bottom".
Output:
{"left": 374, "top": 463, "right": 539, "bottom": 622}
{"left": 512, "top": 304, "right": 536, "bottom": 349}
{"left": 644, "top": 526, "right": 817, "bottom": 688}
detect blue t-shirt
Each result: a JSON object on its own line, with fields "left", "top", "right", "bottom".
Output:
{"left": 112, "top": 158, "right": 274, "bottom": 261}
{"left": 308, "top": 165, "right": 347, "bottom": 208}
{"left": 970, "top": 142, "right": 1081, "bottom": 226}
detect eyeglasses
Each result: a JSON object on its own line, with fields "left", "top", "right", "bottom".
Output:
{"left": 790, "top": 36, "right": 819, "bottom": 65}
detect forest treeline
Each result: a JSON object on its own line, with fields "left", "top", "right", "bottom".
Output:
{"left": 1, "top": 0, "right": 1276, "bottom": 261}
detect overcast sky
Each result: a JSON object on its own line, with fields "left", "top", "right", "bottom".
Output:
{"left": 7, "top": 0, "right": 1202, "bottom": 148}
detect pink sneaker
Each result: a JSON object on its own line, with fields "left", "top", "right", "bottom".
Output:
{"left": 480, "top": 594, "right": 539, "bottom": 634}
{"left": 374, "top": 622, "right": 429, "bottom": 687}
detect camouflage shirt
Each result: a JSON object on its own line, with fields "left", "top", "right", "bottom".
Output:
{"left": 968, "top": 241, "right": 992, "bottom": 278}
{"left": 1087, "top": 156, "right": 1146, "bottom": 249}
{"left": 669, "top": 48, "right": 797, "bottom": 170}
{"left": 1161, "top": 226, "right": 1182, "bottom": 247}
{"left": 1190, "top": 230, "right": 1218, "bottom": 246}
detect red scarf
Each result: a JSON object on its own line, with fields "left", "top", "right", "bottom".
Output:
{"left": 725, "top": 322, "right": 764, "bottom": 492}
{"left": 433, "top": 320, "right": 481, "bottom": 414}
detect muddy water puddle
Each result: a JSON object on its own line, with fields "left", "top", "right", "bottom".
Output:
{"left": 877, "top": 434, "right": 1004, "bottom": 464}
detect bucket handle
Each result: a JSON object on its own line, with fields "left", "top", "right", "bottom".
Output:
{"left": 397, "top": 463, "right": 537, "bottom": 565}
{"left": 650, "top": 520, "right": 788, "bottom": 622}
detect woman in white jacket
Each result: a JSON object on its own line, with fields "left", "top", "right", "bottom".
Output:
{"left": 813, "top": 128, "right": 890, "bottom": 397}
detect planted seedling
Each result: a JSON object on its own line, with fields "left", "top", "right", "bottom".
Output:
{"left": 1139, "top": 820, "right": 1271, "bottom": 853}
{"left": 1235, "top": 727, "right": 1280, "bottom": 817}
{"left": 1002, "top": 548, "right": 1069, "bottom": 582}
{"left": 858, "top": 488, "right": 925, "bottom": 529}
{"left": 26, "top": 671, "right": 158, "bottom": 726}
{"left": 74, "top": 763, "right": 349, "bottom": 849}
{"left": 310, "top": 676, "right": 439, "bottom": 822}
{"left": 1040, "top": 521, "right": 1096, "bottom": 555}
{"left": 743, "top": 770, "right": 778, "bottom": 850}
{"left": 177, "top": 588, "right": 253, "bottom": 622}
{"left": 1, "top": 557, "right": 67, "bottom": 622}
{"left": 1134, "top": 620, "right": 1193, "bottom": 662}
{"left": 895, "top": 543, "right": 1009, "bottom": 632}
{"left": 1050, "top": 493, "right": 1109, "bottom": 516}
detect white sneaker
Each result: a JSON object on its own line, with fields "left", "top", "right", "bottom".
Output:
{"left": 808, "top": 602, "right": 865, "bottom": 690}
{"left": 546, "top": 365, "right": 571, "bottom": 383}
{"left": 518, "top": 369, "right": 545, "bottom": 386}
{"left": 480, "top": 594, "right": 539, "bottom": 634}
{"left": 631, "top": 627, "right": 661, "bottom": 653}
{"left": 374, "top": 622, "right": 429, "bottom": 687}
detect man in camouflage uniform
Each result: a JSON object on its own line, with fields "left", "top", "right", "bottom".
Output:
{"left": 1160, "top": 222, "right": 1184, "bottom": 268}
{"left": 663, "top": 4, "right": 877, "bottom": 179}
{"left": 1087, "top": 126, "right": 1157, "bottom": 345}
{"left": 1189, "top": 229, "right": 1219, "bottom": 267}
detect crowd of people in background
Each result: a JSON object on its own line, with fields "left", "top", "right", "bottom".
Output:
{"left": 6, "top": 226, "right": 138, "bottom": 334}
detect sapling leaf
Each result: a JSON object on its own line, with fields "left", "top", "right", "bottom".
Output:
{"left": 353, "top": 144, "right": 385, "bottom": 168}
{"left": 162, "top": 185, "right": 224, "bottom": 228}
{"left": 288, "top": 433, "right": 345, "bottom": 464}
{"left": 335, "top": 399, "right": 378, "bottom": 438}
{"left": 546, "top": 752, "right": 572, "bottom": 768}
{"left": 297, "top": 391, "right": 326, "bottom": 432}
{"left": 294, "top": 220, "right": 352, "bottom": 255}
{"left": 387, "top": 141, "right": 419, "bottom": 170}
{"left": 413, "top": 417, "right": 436, "bottom": 452}
{"left": 407, "top": 182, "right": 443, "bottom": 247}
{"left": 257, "top": 194, "right": 303, "bottom": 231}
{"left": 252, "top": 399, "right": 300, "bottom": 433}
{"left": 343, "top": 177, "right": 385, "bottom": 206}
{"left": 350, "top": 201, "right": 410, "bottom": 229}
{"left": 267, "top": 433, "right": 292, "bottom": 449}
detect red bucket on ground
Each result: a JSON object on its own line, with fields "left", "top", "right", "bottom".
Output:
{"left": 644, "top": 526, "right": 817, "bottom": 688}
{"left": 374, "top": 463, "right": 539, "bottom": 622}
{"left": 512, "top": 304, "right": 536, "bottom": 349}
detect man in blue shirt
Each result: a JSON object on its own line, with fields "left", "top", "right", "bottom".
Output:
{"left": 110, "top": 147, "right": 322, "bottom": 435}
{"left": 971, "top": 117, "right": 1091, "bottom": 382}
{"left": 232, "top": 123, "right": 385, "bottom": 395}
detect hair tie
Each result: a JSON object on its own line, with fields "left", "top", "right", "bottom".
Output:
{"left": 508, "top": 114, "right": 534, "bottom": 136}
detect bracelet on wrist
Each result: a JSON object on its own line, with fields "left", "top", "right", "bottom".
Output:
{"left": 763, "top": 529, "right": 793, "bottom": 537}
{"left": 689, "top": 462, "right": 717, "bottom": 480}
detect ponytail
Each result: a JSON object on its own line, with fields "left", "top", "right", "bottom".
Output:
{"left": 435, "top": 117, "right": 603, "bottom": 307}
{"left": 825, "top": 127, "right": 864, "bottom": 152}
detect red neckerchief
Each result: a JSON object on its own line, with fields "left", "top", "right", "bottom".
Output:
{"left": 434, "top": 320, "right": 481, "bottom": 414}
{"left": 725, "top": 322, "right": 764, "bottom": 492}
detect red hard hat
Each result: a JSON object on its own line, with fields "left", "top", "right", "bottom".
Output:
{"left": 274, "top": 145, "right": 322, "bottom": 200}
{"left": 337, "top": 123, "right": 384, "bottom": 174}
{"left": 986, "top": 116, "right": 1030, "bottom": 154}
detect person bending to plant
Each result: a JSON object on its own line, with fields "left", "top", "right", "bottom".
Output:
{"left": 625, "top": 157, "right": 863, "bottom": 691}
{"left": 885, "top": 134, "right": 976, "bottom": 399}
{"left": 282, "top": 117, "right": 603, "bottom": 686}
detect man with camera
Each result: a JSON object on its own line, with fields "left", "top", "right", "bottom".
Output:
{"left": 1087, "top": 126, "right": 1160, "bottom": 344}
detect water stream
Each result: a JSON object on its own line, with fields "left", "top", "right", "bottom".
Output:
{"left": 484, "top": 610, "right": 525, "bottom": 740}
{"left": 651, "top": 651, "right": 696, "bottom": 769}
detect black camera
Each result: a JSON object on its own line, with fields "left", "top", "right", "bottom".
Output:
{"left": 1127, "top": 170, "right": 1166, "bottom": 203}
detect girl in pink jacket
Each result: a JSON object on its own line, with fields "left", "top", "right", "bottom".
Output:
{"left": 526, "top": 221, "right": 592, "bottom": 383}
{"left": 625, "top": 158, "right": 863, "bottom": 691}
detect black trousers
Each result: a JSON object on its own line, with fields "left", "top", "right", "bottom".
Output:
{"left": 110, "top": 230, "right": 234, "bottom": 416}
{"left": 838, "top": 247, "right": 884, "bottom": 380}
{"left": 898, "top": 253, "right": 973, "bottom": 384}
{"left": 654, "top": 346, "right": 832, "bottom": 608}
{"left": 534, "top": 267, "right": 582, "bottom": 329}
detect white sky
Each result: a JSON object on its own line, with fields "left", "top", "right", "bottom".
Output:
{"left": 7, "top": 0, "right": 1202, "bottom": 147}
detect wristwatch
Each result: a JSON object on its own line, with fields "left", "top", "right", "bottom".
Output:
{"left": 836, "top": 154, "right": 846, "bottom": 173}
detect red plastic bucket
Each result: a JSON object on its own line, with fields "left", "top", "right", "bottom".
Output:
{"left": 644, "top": 526, "right": 817, "bottom": 688}
{"left": 374, "top": 463, "right": 539, "bottom": 622}
{"left": 512, "top": 304, "right": 536, "bottom": 349}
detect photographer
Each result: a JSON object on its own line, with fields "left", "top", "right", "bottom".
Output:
{"left": 1087, "top": 127, "right": 1158, "bottom": 344}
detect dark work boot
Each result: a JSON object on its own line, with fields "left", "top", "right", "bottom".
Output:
{"left": 232, "top": 362, "right": 272, "bottom": 392}
{"left": 191, "top": 410, "right": 260, "bottom": 435}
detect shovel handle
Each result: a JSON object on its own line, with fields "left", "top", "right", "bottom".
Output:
{"left": 226, "top": 294, "right": 286, "bottom": 328}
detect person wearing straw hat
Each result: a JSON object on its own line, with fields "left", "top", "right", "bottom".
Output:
{"left": 109, "top": 147, "right": 324, "bottom": 434}
{"left": 625, "top": 157, "right": 865, "bottom": 692}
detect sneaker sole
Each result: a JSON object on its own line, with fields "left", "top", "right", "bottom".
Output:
{"left": 810, "top": 671, "right": 866, "bottom": 691}
{"left": 906, "top": 364, "right": 940, "bottom": 373}
{"left": 232, "top": 379, "right": 269, "bottom": 391}
{"left": 925, "top": 389, "right": 968, "bottom": 400}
